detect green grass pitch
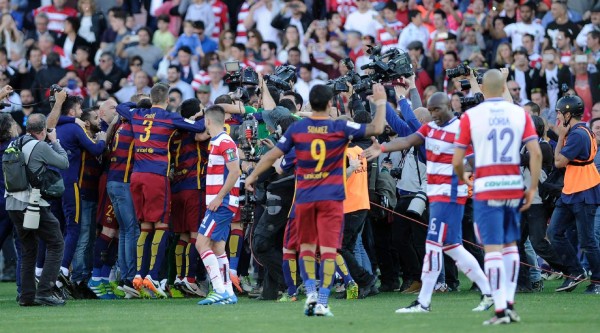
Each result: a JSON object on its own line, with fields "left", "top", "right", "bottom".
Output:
{"left": 0, "top": 279, "right": 598, "bottom": 333}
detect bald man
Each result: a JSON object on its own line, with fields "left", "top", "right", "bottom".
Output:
{"left": 362, "top": 92, "right": 494, "bottom": 314}
{"left": 453, "top": 69, "right": 542, "bottom": 325}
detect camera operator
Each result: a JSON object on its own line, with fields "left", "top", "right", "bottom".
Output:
{"left": 6, "top": 111, "right": 69, "bottom": 306}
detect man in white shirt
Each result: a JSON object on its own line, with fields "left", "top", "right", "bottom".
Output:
{"left": 294, "top": 64, "right": 325, "bottom": 103}
{"left": 398, "top": 10, "right": 430, "bottom": 52}
{"left": 244, "top": 0, "right": 283, "bottom": 48}
{"left": 575, "top": 7, "right": 600, "bottom": 48}
{"left": 497, "top": 2, "right": 545, "bottom": 53}
{"left": 344, "top": 0, "right": 378, "bottom": 39}
{"left": 207, "top": 63, "right": 229, "bottom": 103}
{"left": 165, "top": 65, "right": 195, "bottom": 101}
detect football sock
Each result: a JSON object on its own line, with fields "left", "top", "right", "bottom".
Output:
{"left": 200, "top": 250, "right": 225, "bottom": 293}
{"left": 228, "top": 228, "right": 244, "bottom": 272}
{"left": 417, "top": 243, "right": 443, "bottom": 308}
{"left": 282, "top": 252, "right": 297, "bottom": 296}
{"left": 318, "top": 252, "right": 336, "bottom": 306}
{"left": 175, "top": 239, "right": 187, "bottom": 278}
{"left": 186, "top": 239, "right": 199, "bottom": 281}
{"left": 485, "top": 251, "right": 507, "bottom": 313}
{"left": 136, "top": 229, "right": 152, "bottom": 275}
{"left": 93, "top": 234, "right": 111, "bottom": 275}
{"left": 217, "top": 253, "right": 234, "bottom": 296}
{"left": 445, "top": 244, "right": 491, "bottom": 295}
{"left": 101, "top": 238, "right": 118, "bottom": 280}
{"left": 502, "top": 246, "right": 519, "bottom": 305}
{"left": 35, "top": 267, "right": 43, "bottom": 277}
{"left": 335, "top": 253, "right": 354, "bottom": 285}
{"left": 148, "top": 229, "right": 168, "bottom": 279}
{"left": 299, "top": 251, "right": 317, "bottom": 295}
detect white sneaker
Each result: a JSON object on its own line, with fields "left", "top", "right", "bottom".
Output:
{"left": 395, "top": 300, "right": 430, "bottom": 313}
{"left": 183, "top": 278, "right": 207, "bottom": 297}
{"left": 304, "top": 292, "right": 318, "bottom": 316}
{"left": 314, "top": 304, "right": 334, "bottom": 317}
{"left": 472, "top": 295, "right": 494, "bottom": 312}
{"left": 240, "top": 276, "right": 253, "bottom": 293}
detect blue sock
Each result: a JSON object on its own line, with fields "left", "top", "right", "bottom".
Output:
{"left": 318, "top": 256, "right": 336, "bottom": 306}
{"left": 228, "top": 228, "right": 244, "bottom": 272}
{"left": 93, "top": 234, "right": 111, "bottom": 275}
{"left": 335, "top": 254, "right": 353, "bottom": 285}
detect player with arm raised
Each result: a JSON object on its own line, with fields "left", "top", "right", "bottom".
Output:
{"left": 245, "top": 83, "right": 387, "bottom": 317}
{"left": 452, "top": 69, "right": 542, "bottom": 325}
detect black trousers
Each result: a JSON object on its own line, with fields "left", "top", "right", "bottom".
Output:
{"left": 251, "top": 184, "right": 294, "bottom": 299}
{"left": 371, "top": 215, "right": 400, "bottom": 288}
{"left": 339, "top": 210, "right": 373, "bottom": 286}
{"left": 9, "top": 207, "right": 64, "bottom": 302}
{"left": 392, "top": 196, "right": 427, "bottom": 282}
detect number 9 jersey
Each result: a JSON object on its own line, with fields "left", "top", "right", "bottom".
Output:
{"left": 454, "top": 98, "right": 538, "bottom": 201}
{"left": 275, "top": 116, "right": 366, "bottom": 204}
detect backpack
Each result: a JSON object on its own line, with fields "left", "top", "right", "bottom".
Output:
{"left": 2, "top": 137, "right": 38, "bottom": 193}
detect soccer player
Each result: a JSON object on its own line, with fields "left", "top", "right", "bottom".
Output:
{"left": 453, "top": 69, "right": 542, "bottom": 325}
{"left": 362, "top": 92, "right": 494, "bottom": 314}
{"left": 245, "top": 84, "right": 387, "bottom": 316}
{"left": 56, "top": 96, "right": 107, "bottom": 294}
{"left": 115, "top": 84, "right": 206, "bottom": 298}
{"left": 196, "top": 105, "right": 241, "bottom": 305}
{"left": 171, "top": 99, "right": 210, "bottom": 297}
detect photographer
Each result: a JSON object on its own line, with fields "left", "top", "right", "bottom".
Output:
{"left": 6, "top": 112, "right": 69, "bottom": 306}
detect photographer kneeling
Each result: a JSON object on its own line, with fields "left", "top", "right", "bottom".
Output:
{"left": 6, "top": 113, "right": 69, "bottom": 306}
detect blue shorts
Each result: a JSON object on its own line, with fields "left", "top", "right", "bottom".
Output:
{"left": 427, "top": 202, "right": 465, "bottom": 246}
{"left": 473, "top": 199, "right": 521, "bottom": 246}
{"left": 198, "top": 206, "right": 235, "bottom": 242}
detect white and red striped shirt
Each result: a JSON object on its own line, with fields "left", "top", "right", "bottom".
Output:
{"left": 328, "top": 0, "right": 357, "bottom": 24}
{"left": 34, "top": 5, "right": 78, "bottom": 33}
{"left": 417, "top": 117, "right": 472, "bottom": 204}
{"left": 236, "top": 1, "right": 251, "bottom": 44}
{"left": 211, "top": 0, "right": 229, "bottom": 41}
{"left": 376, "top": 21, "right": 404, "bottom": 52}
{"left": 206, "top": 132, "right": 240, "bottom": 212}
{"left": 191, "top": 70, "right": 211, "bottom": 91}
{"left": 455, "top": 98, "right": 538, "bottom": 200}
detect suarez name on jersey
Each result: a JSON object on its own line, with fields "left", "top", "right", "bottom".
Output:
{"left": 455, "top": 98, "right": 538, "bottom": 200}
{"left": 206, "top": 132, "right": 240, "bottom": 212}
{"left": 416, "top": 117, "right": 473, "bottom": 204}
{"left": 276, "top": 117, "right": 366, "bottom": 204}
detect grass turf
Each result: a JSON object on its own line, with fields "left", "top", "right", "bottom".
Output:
{"left": 0, "top": 279, "right": 598, "bottom": 333}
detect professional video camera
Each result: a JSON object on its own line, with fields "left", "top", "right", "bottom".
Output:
{"left": 460, "top": 92, "right": 485, "bottom": 109}
{"left": 446, "top": 63, "right": 471, "bottom": 80}
{"left": 352, "top": 45, "right": 414, "bottom": 94}
{"left": 224, "top": 62, "right": 259, "bottom": 87}
{"left": 326, "top": 58, "right": 363, "bottom": 94}
{"left": 238, "top": 113, "right": 259, "bottom": 163}
{"left": 264, "top": 65, "right": 297, "bottom": 91}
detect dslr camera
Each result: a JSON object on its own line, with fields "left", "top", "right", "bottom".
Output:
{"left": 460, "top": 92, "right": 485, "bottom": 109}
{"left": 264, "top": 65, "right": 297, "bottom": 91}
{"left": 446, "top": 63, "right": 471, "bottom": 80}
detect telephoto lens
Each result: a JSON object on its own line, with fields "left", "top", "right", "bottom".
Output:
{"left": 407, "top": 191, "right": 428, "bottom": 217}
{"left": 23, "top": 188, "right": 41, "bottom": 230}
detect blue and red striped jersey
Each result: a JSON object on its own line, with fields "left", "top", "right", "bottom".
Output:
{"left": 116, "top": 102, "right": 206, "bottom": 177}
{"left": 276, "top": 117, "right": 366, "bottom": 204}
{"left": 79, "top": 149, "right": 102, "bottom": 201}
{"left": 107, "top": 119, "right": 135, "bottom": 183}
{"left": 56, "top": 120, "right": 106, "bottom": 184}
{"left": 171, "top": 131, "right": 205, "bottom": 193}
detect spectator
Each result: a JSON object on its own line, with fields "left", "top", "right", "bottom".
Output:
{"left": 450, "top": 91, "right": 463, "bottom": 114}
{"left": 435, "top": 50, "right": 459, "bottom": 93}
{"left": 546, "top": 0, "right": 581, "bottom": 48}
{"left": 153, "top": 15, "right": 177, "bottom": 55}
{"left": 278, "top": 25, "right": 309, "bottom": 64}
{"left": 493, "top": 42, "right": 513, "bottom": 69}
{"left": 33, "top": 0, "right": 78, "bottom": 35}
{"left": 575, "top": 7, "right": 600, "bottom": 48}
{"left": 523, "top": 34, "right": 543, "bottom": 69}
{"left": 510, "top": 47, "right": 543, "bottom": 100}
{"left": 38, "top": 32, "right": 72, "bottom": 69}
{"left": 458, "top": 27, "right": 486, "bottom": 62}
{"left": 429, "top": 10, "right": 454, "bottom": 52}
{"left": 170, "top": 20, "right": 202, "bottom": 59}
{"left": 344, "top": 0, "right": 378, "bottom": 38}
{"left": 117, "top": 27, "right": 163, "bottom": 78}
{"left": 115, "top": 71, "right": 151, "bottom": 103}
{"left": 195, "top": 84, "right": 212, "bottom": 108}
{"left": 244, "top": 0, "right": 283, "bottom": 48}
{"left": 91, "top": 52, "right": 124, "bottom": 94}
{"left": 16, "top": 47, "right": 44, "bottom": 90}
{"left": 184, "top": 0, "right": 215, "bottom": 37}
{"left": 498, "top": 0, "right": 519, "bottom": 24}
{"left": 531, "top": 89, "right": 555, "bottom": 126}
{"left": 82, "top": 77, "right": 105, "bottom": 109}
{"left": 245, "top": 28, "right": 264, "bottom": 62}
{"left": 556, "top": 29, "right": 574, "bottom": 65}
{"left": 11, "top": 89, "right": 41, "bottom": 135}
{"left": 572, "top": 53, "right": 600, "bottom": 122}
{"left": 77, "top": 0, "right": 106, "bottom": 49}
{"left": 439, "top": 0, "right": 462, "bottom": 31}
{"left": 120, "top": 55, "right": 144, "bottom": 88}
{"left": 175, "top": 46, "right": 200, "bottom": 84}
{"left": 541, "top": 0, "right": 584, "bottom": 28}
{"left": 396, "top": 0, "right": 410, "bottom": 26}
{"left": 217, "top": 30, "right": 236, "bottom": 62}
{"left": 0, "top": 70, "right": 20, "bottom": 112}
{"left": 73, "top": 46, "right": 95, "bottom": 86}
{"left": 194, "top": 20, "right": 219, "bottom": 56}
{"left": 209, "top": 0, "right": 230, "bottom": 41}
{"left": 57, "top": 17, "right": 91, "bottom": 62}
{"left": 416, "top": 0, "right": 438, "bottom": 32}
{"left": 507, "top": 80, "right": 529, "bottom": 106}
{"left": 206, "top": 63, "right": 229, "bottom": 103}
{"left": 0, "top": 13, "right": 23, "bottom": 58}
{"left": 495, "top": 2, "right": 545, "bottom": 53}
{"left": 31, "top": 52, "right": 67, "bottom": 110}
{"left": 271, "top": 0, "right": 312, "bottom": 38}
{"left": 256, "top": 41, "right": 282, "bottom": 74}
{"left": 166, "top": 65, "right": 195, "bottom": 101}
{"left": 398, "top": 10, "right": 430, "bottom": 52}
{"left": 168, "top": 88, "right": 183, "bottom": 112}
{"left": 586, "top": 31, "right": 600, "bottom": 64}
{"left": 24, "top": 13, "right": 57, "bottom": 49}
{"left": 539, "top": 46, "right": 571, "bottom": 111}
{"left": 374, "top": 2, "right": 405, "bottom": 53}
{"left": 294, "top": 64, "right": 325, "bottom": 104}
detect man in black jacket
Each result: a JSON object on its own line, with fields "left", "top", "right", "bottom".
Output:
{"left": 271, "top": 1, "right": 312, "bottom": 34}
{"left": 30, "top": 52, "right": 66, "bottom": 114}
{"left": 90, "top": 52, "right": 124, "bottom": 95}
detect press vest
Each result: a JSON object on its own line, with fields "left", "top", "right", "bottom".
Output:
{"left": 563, "top": 126, "right": 600, "bottom": 195}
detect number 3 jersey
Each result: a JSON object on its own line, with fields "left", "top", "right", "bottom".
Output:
{"left": 416, "top": 117, "right": 472, "bottom": 204}
{"left": 455, "top": 98, "right": 538, "bottom": 200}
{"left": 276, "top": 116, "right": 366, "bottom": 204}
{"left": 206, "top": 132, "right": 240, "bottom": 212}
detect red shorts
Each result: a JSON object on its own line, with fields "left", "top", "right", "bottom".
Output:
{"left": 171, "top": 189, "right": 205, "bottom": 233}
{"left": 130, "top": 172, "right": 171, "bottom": 223}
{"left": 283, "top": 217, "right": 299, "bottom": 251}
{"left": 295, "top": 200, "right": 344, "bottom": 249}
{"left": 97, "top": 173, "right": 118, "bottom": 230}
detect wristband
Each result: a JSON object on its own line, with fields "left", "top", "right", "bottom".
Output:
{"left": 380, "top": 143, "right": 386, "bottom": 153}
